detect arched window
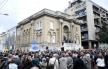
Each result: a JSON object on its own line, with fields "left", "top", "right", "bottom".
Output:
{"left": 63, "top": 25, "right": 69, "bottom": 43}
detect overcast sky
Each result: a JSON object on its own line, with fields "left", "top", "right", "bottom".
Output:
{"left": 0, "top": 0, "right": 108, "bottom": 34}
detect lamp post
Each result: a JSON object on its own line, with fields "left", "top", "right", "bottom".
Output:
{"left": 0, "top": 13, "right": 8, "bottom": 16}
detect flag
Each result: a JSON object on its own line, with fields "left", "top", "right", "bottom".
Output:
{"left": 30, "top": 40, "right": 39, "bottom": 52}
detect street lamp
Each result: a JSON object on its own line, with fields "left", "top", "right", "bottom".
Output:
{"left": 0, "top": 13, "right": 8, "bottom": 16}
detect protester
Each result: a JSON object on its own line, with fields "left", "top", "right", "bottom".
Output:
{"left": 48, "top": 54, "right": 59, "bottom": 69}
{"left": 8, "top": 59, "right": 18, "bottom": 69}
{"left": 83, "top": 52, "right": 91, "bottom": 69}
{"left": 104, "top": 51, "right": 108, "bottom": 69}
{"left": 73, "top": 54, "right": 87, "bottom": 69}
{"left": 96, "top": 53, "right": 105, "bottom": 69}
{"left": 40, "top": 58, "right": 47, "bottom": 69}
{"left": 66, "top": 53, "right": 73, "bottom": 69}
{"left": 0, "top": 49, "right": 108, "bottom": 69}
{"left": 31, "top": 54, "right": 41, "bottom": 69}
{"left": 59, "top": 53, "right": 68, "bottom": 69}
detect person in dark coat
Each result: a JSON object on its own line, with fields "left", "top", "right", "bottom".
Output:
{"left": 21, "top": 57, "right": 32, "bottom": 69}
{"left": 31, "top": 55, "right": 41, "bottom": 69}
{"left": 0, "top": 54, "right": 9, "bottom": 69}
{"left": 12, "top": 56, "right": 21, "bottom": 69}
{"left": 73, "top": 55, "right": 87, "bottom": 69}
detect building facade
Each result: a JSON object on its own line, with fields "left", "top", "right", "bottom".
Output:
{"left": 16, "top": 9, "right": 81, "bottom": 50}
{"left": 65, "top": 0, "right": 108, "bottom": 49}
{"left": 6, "top": 27, "right": 16, "bottom": 50}
{"left": 0, "top": 27, "right": 16, "bottom": 51}
{"left": 0, "top": 32, "right": 7, "bottom": 51}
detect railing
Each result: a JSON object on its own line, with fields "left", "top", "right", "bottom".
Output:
{"left": 93, "top": 9, "right": 100, "bottom": 14}
{"left": 94, "top": 23, "right": 102, "bottom": 28}
{"left": 94, "top": 15, "right": 100, "bottom": 19}
{"left": 81, "top": 28, "right": 88, "bottom": 32}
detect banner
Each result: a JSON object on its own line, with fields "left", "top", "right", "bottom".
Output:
{"left": 30, "top": 40, "right": 40, "bottom": 52}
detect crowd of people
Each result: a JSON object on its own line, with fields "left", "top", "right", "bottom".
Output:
{"left": 0, "top": 48, "right": 108, "bottom": 69}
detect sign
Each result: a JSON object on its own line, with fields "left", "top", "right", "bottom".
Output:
{"left": 63, "top": 43, "right": 83, "bottom": 51}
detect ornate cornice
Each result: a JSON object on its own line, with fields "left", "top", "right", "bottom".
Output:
{"left": 17, "top": 8, "right": 80, "bottom": 28}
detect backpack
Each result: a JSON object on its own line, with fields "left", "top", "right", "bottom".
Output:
{"left": 48, "top": 59, "right": 56, "bottom": 69}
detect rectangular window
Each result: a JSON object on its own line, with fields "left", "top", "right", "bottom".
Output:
{"left": 52, "top": 35, "right": 56, "bottom": 43}
{"left": 36, "top": 21, "right": 42, "bottom": 30}
{"left": 50, "top": 22, "right": 54, "bottom": 30}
